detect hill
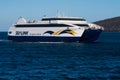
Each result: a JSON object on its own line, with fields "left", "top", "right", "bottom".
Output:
{"left": 94, "top": 16, "right": 120, "bottom": 32}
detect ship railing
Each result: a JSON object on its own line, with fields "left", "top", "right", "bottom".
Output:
{"left": 88, "top": 23, "right": 104, "bottom": 30}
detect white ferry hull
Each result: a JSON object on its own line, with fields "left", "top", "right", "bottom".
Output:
{"left": 8, "top": 16, "right": 103, "bottom": 42}
{"left": 8, "top": 29, "right": 102, "bottom": 42}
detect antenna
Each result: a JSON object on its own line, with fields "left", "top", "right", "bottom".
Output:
{"left": 56, "top": 10, "right": 61, "bottom": 18}
{"left": 43, "top": 15, "right": 46, "bottom": 17}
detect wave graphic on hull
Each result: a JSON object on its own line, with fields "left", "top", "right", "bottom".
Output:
{"left": 44, "top": 29, "right": 77, "bottom": 36}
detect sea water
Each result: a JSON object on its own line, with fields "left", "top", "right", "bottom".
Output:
{"left": 0, "top": 32, "right": 120, "bottom": 80}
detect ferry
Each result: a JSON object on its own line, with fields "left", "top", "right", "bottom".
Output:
{"left": 8, "top": 15, "right": 104, "bottom": 42}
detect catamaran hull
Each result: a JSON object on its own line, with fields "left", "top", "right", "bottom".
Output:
{"left": 8, "top": 29, "right": 102, "bottom": 42}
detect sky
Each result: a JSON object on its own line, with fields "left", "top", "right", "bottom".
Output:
{"left": 0, "top": 0, "right": 120, "bottom": 31}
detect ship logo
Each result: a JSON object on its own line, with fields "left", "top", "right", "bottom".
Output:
{"left": 44, "top": 29, "right": 77, "bottom": 35}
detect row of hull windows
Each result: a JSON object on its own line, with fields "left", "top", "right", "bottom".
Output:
{"left": 15, "top": 24, "right": 88, "bottom": 27}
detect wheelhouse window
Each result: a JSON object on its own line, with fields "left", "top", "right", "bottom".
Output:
{"left": 42, "top": 18, "right": 86, "bottom": 21}
{"left": 15, "top": 24, "right": 72, "bottom": 27}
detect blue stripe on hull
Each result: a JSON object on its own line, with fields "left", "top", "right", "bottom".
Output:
{"left": 8, "top": 36, "right": 81, "bottom": 42}
{"left": 8, "top": 29, "right": 102, "bottom": 42}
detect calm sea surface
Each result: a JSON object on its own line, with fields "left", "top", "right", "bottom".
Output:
{"left": 0, "top": 32, "right": 120, "bottom": 80}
